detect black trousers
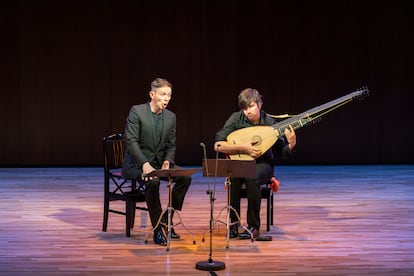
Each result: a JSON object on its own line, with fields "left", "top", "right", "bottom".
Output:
{"left": 144, "top": 175, "right": 191, "bottom": 228}
{"left": 230, "top": 162, "right": 273, "bottom": 230}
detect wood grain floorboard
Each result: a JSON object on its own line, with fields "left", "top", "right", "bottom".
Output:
{"left": 0, "top": 165, "right": 413, "bottom": 275}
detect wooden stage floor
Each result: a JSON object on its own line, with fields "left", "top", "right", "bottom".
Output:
{"left": 0, "top": 165, "right": 413, "bottom": 275}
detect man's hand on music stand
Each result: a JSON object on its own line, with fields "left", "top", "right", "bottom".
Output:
{"left": 142, "top": 162, "right": 156, "bottom": 181}
{"left": 161, "top": 160, "right": 170, "bottom": 170}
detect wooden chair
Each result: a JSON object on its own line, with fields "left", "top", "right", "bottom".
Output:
{"left": 240, "top": 182, "right": 274, "bottom": 232}
{"left": 102, "top": 133, "right": 148, "bottom": 237}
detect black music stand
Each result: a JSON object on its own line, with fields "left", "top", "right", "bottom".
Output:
{"left": 196, "top": 159, "right": 256, "bottom": 272}
{"left": 203, "top": 159, "right": 256, "bottom": 248}
{"left": 145, "top": 168, "right": 201, "bottom": 251}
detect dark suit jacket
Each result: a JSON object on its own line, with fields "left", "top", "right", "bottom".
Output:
{"left": 122, "top": 103, "right": 176, "bottom": 179}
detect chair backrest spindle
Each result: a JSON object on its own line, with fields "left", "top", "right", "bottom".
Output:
{"left": 103, "top": 133, "right": 125, "bottom": 171}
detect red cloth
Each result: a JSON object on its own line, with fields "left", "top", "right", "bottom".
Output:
{"left": 270, "top": 177, "right": 280, "bottom": 192}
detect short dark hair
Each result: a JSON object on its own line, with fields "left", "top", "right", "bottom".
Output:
{"left": 151, "top": 78, "right": 172, "bottom": 91}
{"left": 238, "top": 88, "right": 263, "bottom": 109}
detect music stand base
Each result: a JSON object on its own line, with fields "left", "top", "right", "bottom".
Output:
{"left": 196, "top": 260, "right": 225, "bottom": 271}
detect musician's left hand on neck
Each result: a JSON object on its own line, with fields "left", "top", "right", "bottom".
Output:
{"left": 285, "top": 125, "right": 296, "bottom": 149}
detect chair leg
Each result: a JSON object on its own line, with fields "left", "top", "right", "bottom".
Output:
{"left": 126, "top": 199, "right": 132, "bottom": 237}
{"left": 126, "top": 198, "right": 139, "bottom": 237}
{"left": 131, "top": 203, "right": 136, "bottom": 229}
{"left": 266, "top": 194, "right": 271, "bottom": 232}
{"left": 102, "top": 195, "right": 109, "bottom": 232}
{"left": 270, "top": 192, "right": 274, "bottom": 226}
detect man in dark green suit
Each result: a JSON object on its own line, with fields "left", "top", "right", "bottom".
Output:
{"left": 122, "top": 78, "right": 191, "bottom": 246}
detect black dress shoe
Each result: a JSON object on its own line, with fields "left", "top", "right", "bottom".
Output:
{"left": 163, "top": 226, "right": 181, "bottom": 239}
{"left": 239, "top": 227, "right": 259, "bottom": 240}
{"left": 170, "top": 228, "right": 181, "bottom": 239}
{"left": 229, "top": 224, "right": 239, "bottom": 238}
{"left": 153, "top": 227, "right": 167, "bottom": 246}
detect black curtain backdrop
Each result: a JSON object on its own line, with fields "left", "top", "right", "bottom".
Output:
{"left": 1, "top": 0, "right": 413, "bottom": 166}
